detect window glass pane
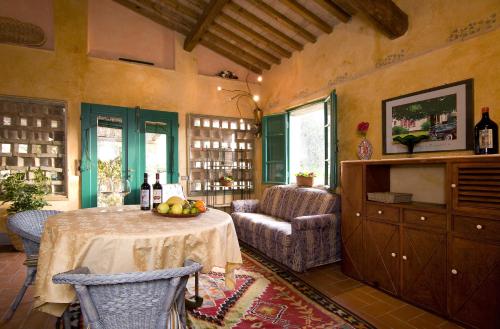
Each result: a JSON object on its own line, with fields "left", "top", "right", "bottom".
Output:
{"left": 289, "top": 102, "right": 325, "bottom": 184}
{"left": 267, "top": 116, "right": 285, "bottom": 133}
{"left": 145, "top": 122, "right": 167, "bottom": 185}
{"left": 267, "top": 163, "right": 286, "bottom": 182}
{"left": 97, "top": 116, "right": 123, "bottom": 207}
{"left": 267, "top": 136, "right": 285, "bottom": 161}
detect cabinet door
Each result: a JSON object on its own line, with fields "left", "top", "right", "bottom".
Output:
{"left": 451, "top": 162, "right": 500, "bottom": 217}
{"left": 363, "top": 220, "right": 400, "bottom": 295}
{"left": 401, "top": 227, "right": 447, "bottom": 315}
{"left": 341, "top": 164, "right": 364, "bottom": 280}
{"left": 449, "top": 237, "right": 500, "bottom": 329}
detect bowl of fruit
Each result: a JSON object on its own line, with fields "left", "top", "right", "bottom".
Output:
{"left": 154, "top": 196, "right": 207, "bottom": 218}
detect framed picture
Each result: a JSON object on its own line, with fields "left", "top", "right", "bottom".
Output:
{"left": 382, "top": 79, "right": 474, "bottom": 154}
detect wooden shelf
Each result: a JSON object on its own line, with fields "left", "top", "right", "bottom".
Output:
{"left": 366, "top": 200, "right": 447, "bottom": 212}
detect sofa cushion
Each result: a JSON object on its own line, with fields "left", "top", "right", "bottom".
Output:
{"left": 232, "top": 212, "right": 292, "bottom": 247}
{"left": 259, "top": 185, "right": 339, "bottom": 221}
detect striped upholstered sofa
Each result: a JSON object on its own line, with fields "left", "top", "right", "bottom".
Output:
{"left": 231, "top": 185, "right": 341, "bottom": 272}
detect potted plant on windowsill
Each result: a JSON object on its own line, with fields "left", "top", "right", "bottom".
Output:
{"left": 295, "top": 172, "right": 315, "bottom": 187}
{"left": 219, "top": 175, "right": 234, "bottom": 187}
{"left": 0, "top": 168, "right": 50, "bottom": 251}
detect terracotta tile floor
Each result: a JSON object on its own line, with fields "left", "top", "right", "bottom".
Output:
{"left": 0, "top": 248, "right": 463, "bottom": 329}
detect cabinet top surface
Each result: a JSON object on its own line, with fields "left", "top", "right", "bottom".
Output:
{"left": 341, "top": 154, "right": 500, "bottom": 165}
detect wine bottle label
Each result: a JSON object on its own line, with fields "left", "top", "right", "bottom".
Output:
{"left": 140, "top": 190, "right": 150, "bottom": 208}
{"left": 479, "top": 128, "right": 493, "bottom": 149}
{"left": 153, "top": 190, "right": 162, "bottom": 203}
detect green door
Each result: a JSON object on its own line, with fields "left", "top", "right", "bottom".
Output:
{"left": 81, "top": 104, "right": 178, "bottom": 208}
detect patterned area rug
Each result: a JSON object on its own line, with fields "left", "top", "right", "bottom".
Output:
{"left": 187, "top": 246, "right": 373, "bottom": 329}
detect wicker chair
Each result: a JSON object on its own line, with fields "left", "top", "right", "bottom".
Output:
{"left": 52, "top": 260, "right": 203, "bottom": 329}
{"left": 2, "top": 210, "right": 62, "bottom": 322}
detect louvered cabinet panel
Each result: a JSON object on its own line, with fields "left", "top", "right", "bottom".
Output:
{"left": 452, "top": 162, "right": 500, "bottom": 216}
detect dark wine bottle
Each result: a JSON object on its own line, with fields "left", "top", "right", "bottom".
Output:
{"left": 152, "top": 173, "right": 162, "bottom": 209}
{"left": 140, "top": 173, "right": 151, "bottom": 210}
{"left": 474, "top": 107, "right": 498, "bottom": 154}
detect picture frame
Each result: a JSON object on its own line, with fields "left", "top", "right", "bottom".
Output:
{"left": 382, "top": 79, "right": 474, "bottom": 154}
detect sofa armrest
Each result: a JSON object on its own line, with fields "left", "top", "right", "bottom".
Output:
{"left": 231, "top": 199, "right": 260, "bottom": 213}
{"left": 292, "top": 213, "right": 336, "bottom": 232}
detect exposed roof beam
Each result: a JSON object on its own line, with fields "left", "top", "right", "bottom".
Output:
{"left": 203, "top": 32, "right": 271, "bottom": 70}
{"left": 250, "top": 0, "right": 316, "bottom": 43}
{"left": 347, "top": 0, "right": 408, "bottom": 39}
{"left": 280, "top": 0, "right": 332, "bottom": 34}
{"left": 218, "top": 14, "right": 292, "bottom": 58}
{"left": 113, "top": 0, "right": 191, "bottom": 34}
{"left": 313, "top": 0, "right": 351, "bottom": 23}
{"left": 184, "top": 0, "right": 229, "bottom": 51}
{"left": 226, "top": 2, "right": 303, "bottom": 51}
{"left": 211, "top": 23, "right": 281, "bottom": 65}
{"left": 200, "top": 39, "right": 263, "bottom": 74}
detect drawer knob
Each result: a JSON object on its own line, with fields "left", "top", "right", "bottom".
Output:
{"left": 420, "top": 216, "right": 426, "bottom": 221}
{"left": 476, "top": 224, "right": 483, "bottom": 230}
{"left": 402, "top": 255, "right": 407, "bottom": 260}
{"left": 451, "top": 183, "right": 457, "bottom": 188}
{"left": 391, "top": 252, "right": 397, "bottom": 257}
{"left": 355, "top": 212, "right": 361, "bottom": 217}
{"left": 377, "top": 210, "right": 383, "bottom": 215}
{"left": 451, "top": 269, "right": 458, "bottom": 275}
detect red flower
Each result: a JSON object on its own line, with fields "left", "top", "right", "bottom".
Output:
{"left": 357, "top": 122, "right": 369, "bottom": 135}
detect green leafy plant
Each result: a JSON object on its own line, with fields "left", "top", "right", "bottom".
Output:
{"left": 0, "top": 168, "right": 51, "bottom": 214}
{"left": 295, "top": 172, "right": 316, "bottom": 178}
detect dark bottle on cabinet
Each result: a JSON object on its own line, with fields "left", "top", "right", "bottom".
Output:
{"left": 474, "top": 107, "right": 498, "bottom": 154}
{"left": 140, "top": 173, "right": 151, "bottom": 210}
{"left": 152, "top": 173, "right": 162, "bottom": 209}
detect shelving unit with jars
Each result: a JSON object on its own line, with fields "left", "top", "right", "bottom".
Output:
{"left": 187, "top": 114, "right": 255, "bottom": 210}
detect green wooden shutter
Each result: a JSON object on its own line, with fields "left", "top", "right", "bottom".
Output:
{"left": 262, "top": 113, "right": 288, "bottom": 184}
{"left": 324, "top": 90, "right": 338, "bottom": 189}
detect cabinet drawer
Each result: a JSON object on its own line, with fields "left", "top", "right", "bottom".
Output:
{"left": 366, "top": 204, "right": 400, "bottom": 223}
{"left": 453, "top": 216, "right": 500, "bottom": 243}
{"left": 403, "top": 209, "right": 446, "bottom": 230}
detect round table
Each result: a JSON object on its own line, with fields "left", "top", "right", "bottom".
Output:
{"left": 33, "top": 205, "right": 242, "bottom": 316}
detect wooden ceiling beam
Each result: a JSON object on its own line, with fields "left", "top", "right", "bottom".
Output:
{"left": 184, "top": 0, "right": 229, "bottom": 51}
{"left": 113, "top": 0, "right": 192, "bottom": 34}
{"left": 203, "top": 32, "right": 271, "bottom": 70}
{"left": 199, "top": 39, "right": 263, "bottom": 74}
{"left": 226, "top": 2, "right": 303, "bottom": 51}
{"left": 347, "top": 0, "right": 408, "bottom": 39}
{"left": 160, "top": 0, "right": 200, "bottom": 22}
{"left": 211, "top": 23, "right": 281, "bottom": 65}
{"left": 218, "top": 14, "right": 292, "bottom": 58}
{"left": 280, "top": 0, "right": 332, "bottom": 34}
{"left": 313, "top": 0, "right": 351, "bottom": 23}
{"left": 250, "top": 0, "right": 316, "bottom": 43}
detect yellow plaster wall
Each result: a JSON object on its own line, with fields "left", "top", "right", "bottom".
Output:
{"left": 0, "top": 0, "right": 259, "bottom": 217}
{"left": 259, "top": 0, "right": 500, "bottom": 196}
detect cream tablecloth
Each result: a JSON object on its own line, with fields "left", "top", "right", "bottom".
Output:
{"left": 33, "top": 205, "right": 242, "bottom": 316}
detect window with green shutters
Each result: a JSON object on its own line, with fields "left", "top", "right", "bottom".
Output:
{"left": 262, "top": 91, "right": 338, "bottom": 188}
{"left": 262, "top": 113, "right": 288, "bottom": 184}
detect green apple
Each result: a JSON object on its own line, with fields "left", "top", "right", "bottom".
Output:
{"left": 190, "top": 207, "right": 199, "bottom": 214}
{"left": 157, "top": 203, "right": 169, "bottom": 214}
{"left": 182, "top": 208, "right": 190, "bottom": 215}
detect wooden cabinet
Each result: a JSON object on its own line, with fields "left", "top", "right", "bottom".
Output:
{"left": 340, "top": 164, "right": 364, "bottom": 281}
{"left": 448, "top": 237, "right": 500, "bottom": 329}
{"left": 401, "top": 227, "right": 447, "bottom": 314}
{"left": 341, "top": 155, "right": 500, "bottom": 329}
{"left": 363, "top": 220, "right": 400, "bottom": 295}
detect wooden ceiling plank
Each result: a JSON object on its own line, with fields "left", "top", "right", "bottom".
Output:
{"left": 113, "top": 0, "right": 192, "bottom": 34}
{"left": 211, "top": 23, "right": 281, "bottom": 64}
{"left": 160, "top": 0, "right": 200, "bottom": 21}
{"left": 226, "top": 2, "right": 303, "bottom": 51}
{"left": 313, "top": 0, "right": 351, "bottom": 23}
{"left": 347, "top": 0, "right": 408, "bottom": 39}
{"left": 184, "top": 0, "right": 230, "bottom": 51}
{"left": 218, "top": 13, "right": 292, "bottom": 58}
{"left": 200, "top": 39, "right": 263, "bottom": 74}
{"left": 252, "top": 0, "right": 316, "bottom": 43}
{"left": 280, "top": 0, "right": 332, "bottom": 34}
{"left": 203, "top": 32, "right": 271, "bottom": 70}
